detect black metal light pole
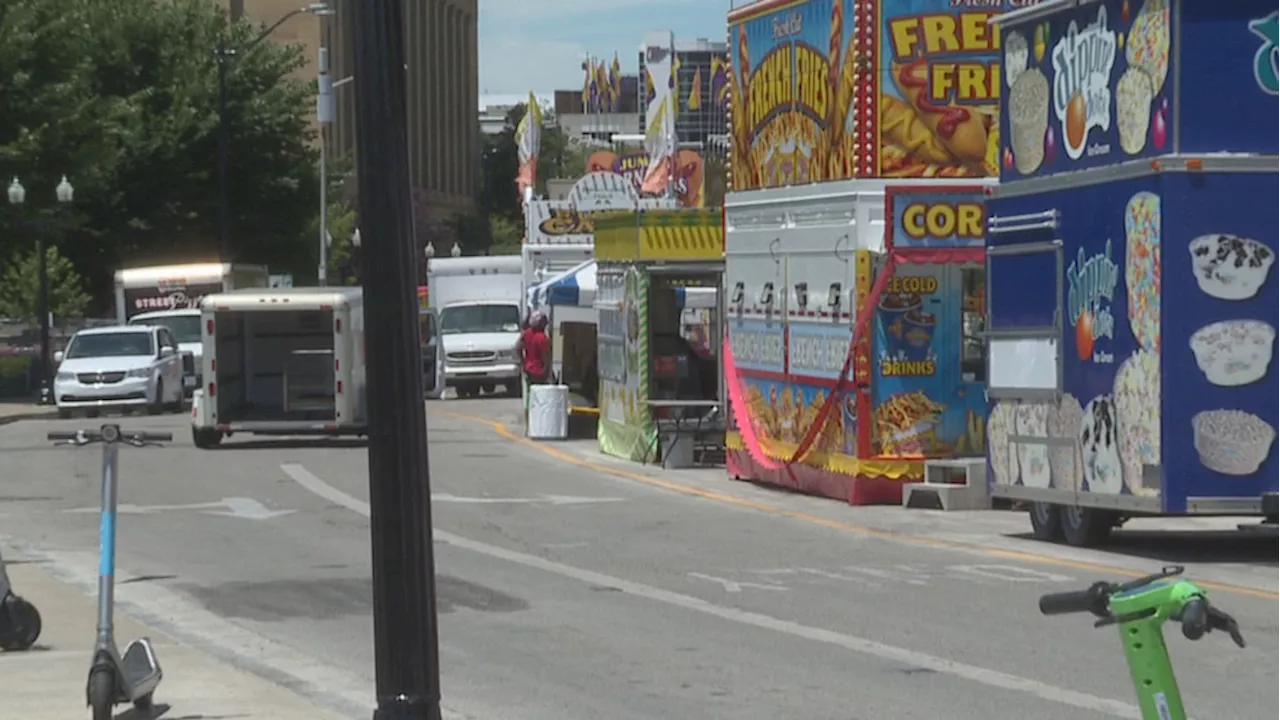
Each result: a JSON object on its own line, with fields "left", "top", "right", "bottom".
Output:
{"left": 7, "top": 176, "right": 73, "bottom": 405}
{"left": 350, "top": 0, "right": 441, "bottom": 715}
{"left": 215, "top": 3, "right": 332, "bottom": 262}
{"left": 217, "top": 37, "right": 231, "bottom": 262}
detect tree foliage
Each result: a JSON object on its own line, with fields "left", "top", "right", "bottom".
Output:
{"left": 0, "top": 0, "right": 319, "bottom": 309}
{"left": 489, "top": 214, "right": 521, "bottom": 255}
{"left": 0, "top": 245, "right": 90, "bottom": 322}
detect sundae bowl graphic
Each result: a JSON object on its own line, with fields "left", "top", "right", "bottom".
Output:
{"left": 878, "top": 292, "right": 923, "bottom": 357}
{"left": 1192, "top": 409, "right": 1276, "bottom": 476}
{"left": 902, "top": 308, "right": 938, "bottom": 362}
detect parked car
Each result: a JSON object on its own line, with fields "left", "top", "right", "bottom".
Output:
{"left": 52, "top": 325, "right": 185, "bottom": 418}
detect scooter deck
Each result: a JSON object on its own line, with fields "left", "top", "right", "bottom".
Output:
{"left": 120, "top": 638, "right": 163, "bottom": 693}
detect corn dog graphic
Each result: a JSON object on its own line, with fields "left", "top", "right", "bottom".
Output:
{"left": 891, "top": 57, "right": 988, "bottom": 165}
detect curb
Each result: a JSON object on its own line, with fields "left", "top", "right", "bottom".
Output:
{"left": 0, "top": 409, "right": 56, "bottom": 426}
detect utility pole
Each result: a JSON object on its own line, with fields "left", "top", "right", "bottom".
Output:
{"left": 318, "top": 39, "right": 333, "bottom": 286}
{"left": 349, "top": 0, "right": 442, "bottom": 716}
{"left": 217, "top": 37, "right": 231, "bottom": 262}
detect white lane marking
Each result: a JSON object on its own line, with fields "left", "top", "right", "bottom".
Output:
{"left": 843, "top": 565, "right": 931, "bottom": 586}
{"left": 687, "top": 572, "right": 787, "bottom": 593}
{"left": 432, "top": 493, "right": 624, "bottom": 506}
{"left": 63, "top": 497, "right": 295, "bottom": 520}
{"left": 280, "top": 462, "right": 1142, "bottom": 719}
{"left": 949, "top": 564, "right": 1075, "bottom": 584}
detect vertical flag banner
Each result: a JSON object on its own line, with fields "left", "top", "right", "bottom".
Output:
{"left": 587, "top": 56, "right": 599, "bottom": 112}
{"left": 641, "top": 30, "right": 677, "bottom": 195}
{"left": 610, "top": 53, "right": 623, "bottom": 112}
{"left": 581, "top": 57, "right": 591, "bottom": 110}
{"left": 689, "top": 66, "right": 703, "bottom": 111}
{"left": 515, "top": 91, "right": 542, "bottom": 203}
{"left": 596, "top": 60, "right": 610, "bottom": 112}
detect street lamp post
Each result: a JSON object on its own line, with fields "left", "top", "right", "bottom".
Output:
{"left": 7, "top": 175, "right": 74, "bottom": 405}
{"left": 216, "top": 3, "right": 332, "bottom": 263}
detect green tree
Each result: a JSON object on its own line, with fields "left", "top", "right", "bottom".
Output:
{"left": 489, "top": 214, "right": 521, "bottom": 255}
{"left": 445, "top": 211, "right": 493, "bottom": 256}
{"left": 0, "top": 245, "right": 90, "bottom": 323}
{"left": 323, "top": 202, "right": 360, "bottom": 285}
{"left": 0, "top": 0, "right": 320, "bottom": 309}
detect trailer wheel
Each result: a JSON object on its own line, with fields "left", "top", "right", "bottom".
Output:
{"left": 192, "top": 428, "right": 222, "bottom": 449}
{"left": 1061, "top": 506, "right": 1115, "bottom": 547}
{"left": 1028, "top": 502, "right": 1065, "bottom": 542}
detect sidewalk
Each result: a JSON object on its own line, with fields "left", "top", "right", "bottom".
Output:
{"left": 0, "top": 401, "right": 54, "bottom": 426}
{"left": 2, "top": 560, "right": 345, "bottom": 719}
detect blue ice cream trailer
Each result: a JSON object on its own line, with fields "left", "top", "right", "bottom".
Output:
{"left": 984, "top": 0, "right": 1279, "bottom": 545}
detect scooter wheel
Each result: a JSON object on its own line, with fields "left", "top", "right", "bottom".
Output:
{"left": 0, "top": 596, "right": 41, "bottom": 651}
{"left": 89, "top": 668, "right": 116, "bottom": 720}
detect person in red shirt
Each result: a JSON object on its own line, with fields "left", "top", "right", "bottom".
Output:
{"left": 519, "top": 311, "right": 552, "bottom": 386}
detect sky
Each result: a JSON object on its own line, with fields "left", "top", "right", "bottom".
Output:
{"left": 478, "top": 0, "right": 735, "bottom": 96}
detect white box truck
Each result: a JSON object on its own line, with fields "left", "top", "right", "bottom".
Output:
{"left": 428, "top": 255, "right": 523, "bottom": 398}
{"left": 190, "top": 287, "right": 366, "bottom": 448}
{"left": 114, "top": 262, "right": 268, "bottom": 322}
{"left": 115, "top": 263, "right": 268, "bottom": 393}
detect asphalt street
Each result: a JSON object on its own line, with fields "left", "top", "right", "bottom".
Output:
{"left": 0, "top": 399, "right": 1276, "bottom": 719}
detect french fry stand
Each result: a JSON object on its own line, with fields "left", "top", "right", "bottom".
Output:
{"left": 592, "top": 208, "right": 725, "bottom": 466}
{"left": 724, "top": 180, "right": 992, "bottom": 504}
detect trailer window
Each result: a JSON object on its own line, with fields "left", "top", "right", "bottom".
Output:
{"left": 961, "top": 267, "right": 986, "bottom": 382}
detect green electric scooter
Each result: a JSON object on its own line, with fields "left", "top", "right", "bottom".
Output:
{"left": 1039, "top": 565, "right": 1247, "bottom": 720}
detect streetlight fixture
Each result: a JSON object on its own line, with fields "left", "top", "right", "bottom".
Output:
{"left": 56, "top": 175, "right": 74, "bottom": 203}
{"left": 7, "top": 177, "right": 25, "bottom": 205}
{"left": 7, "top": 175, "right": 74, "bottom": 405}
{"left": 216, "top": 2, "right": 333, "bottom": 264}
{"left": 351, "top": 227, "right": 362, "bottom": 247}
{"left": 424, "top": 242, "right": 435, "bottom": 258}
{"left": 450, "top": 242, "right": 461, "bottom": 258}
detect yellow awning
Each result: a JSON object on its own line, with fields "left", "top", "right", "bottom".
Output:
{"left": 594, "top": 208, "right": 723, "bottom": 263}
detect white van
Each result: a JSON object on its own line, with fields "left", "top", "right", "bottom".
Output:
{"left": 190, "top": 287, "right": 366, "bottom": 448}
{"left": 128, "top": 308, "right": 203, "bottom": 394}
{"left": 428, "top": 255, "right": 523, "bottom": 397}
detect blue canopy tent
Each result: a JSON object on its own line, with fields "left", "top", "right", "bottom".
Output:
{"left": 527, "top": 260, "right": 596, "bottom": 313}
{"left": 525, "top": 260, "right": 599, "bottom": 408}
{"left": 527, "top": 260, "right": 597, "bottom": 335}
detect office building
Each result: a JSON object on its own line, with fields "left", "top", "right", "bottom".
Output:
{"left": 639, "top": 37, "right": 729, "bottom": 149}
{"left": 230, "top": 0, "right": 479, "bottom": 235}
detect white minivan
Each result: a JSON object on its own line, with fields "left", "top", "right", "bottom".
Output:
{"left": 53, "top": 325, "right": 185, "bottom": 418}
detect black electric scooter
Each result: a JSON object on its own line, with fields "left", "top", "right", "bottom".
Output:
{"left": 0, "top": 547, "right": 42, "bottom": 651}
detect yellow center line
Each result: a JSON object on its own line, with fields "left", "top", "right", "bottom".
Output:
{"left": 437, "top": 410, "right": 1279, "bottom": 601}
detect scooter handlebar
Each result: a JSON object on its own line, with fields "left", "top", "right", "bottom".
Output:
{"left": 46, "top": 428, "right": 173, "bottom": 444}
{"left": 1179, "top": 598, "right": 1208, "bottom": 640}
{"left": 1039, "top": 582, "right": 1111, "bottom": 616}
